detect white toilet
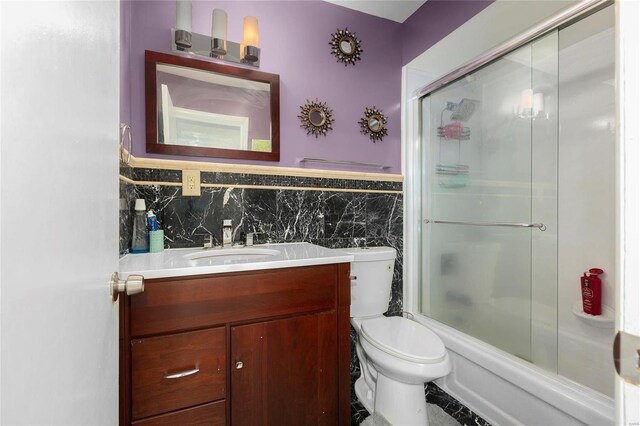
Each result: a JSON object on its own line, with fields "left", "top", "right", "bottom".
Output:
{"left": 340, "top": 246, "right": 451, "bottom": 426}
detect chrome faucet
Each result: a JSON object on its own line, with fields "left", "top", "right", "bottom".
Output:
{"left": 222, "top": 220, "right": 233, "bottom": 248}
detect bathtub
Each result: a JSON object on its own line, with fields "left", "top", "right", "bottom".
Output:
{"left": 414, "top": 315, "right": 615, "bottom": 426}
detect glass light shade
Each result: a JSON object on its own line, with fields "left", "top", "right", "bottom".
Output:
{"left": 533, "top": 92, "right": 544, "bottom": 116}
{"left": 520, "top": 89, "right": 533, "bottom": 109}
{"left": 176, "top": 0, "right": 192, "bottom": 32}
{"left": 243, "top": 16, "right": 259, "bottom": 47}
{"left": 211, "top": 9, "right": 227, "bottom": 40}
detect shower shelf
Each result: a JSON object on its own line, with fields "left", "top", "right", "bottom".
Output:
{"left": 571, "top": 302, "right": 614, "bottom": 329}
{"left": 436, "top": 99, "right": 478, "bottom": 189}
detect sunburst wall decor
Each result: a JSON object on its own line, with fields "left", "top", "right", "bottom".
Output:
{"left": 329, "top": 28, "right": 363, "bottom": 66}
{"left": 298, "top": 99, "right": 334, "bottom": 138}
{"left": 359, "top": 106, "right": 388, "bottom": 142}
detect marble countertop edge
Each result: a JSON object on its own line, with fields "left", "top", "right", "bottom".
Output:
{"left": 119, "top": 242, "right": 354, "bottom": 280}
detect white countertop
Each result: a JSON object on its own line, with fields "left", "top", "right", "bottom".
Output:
{"left": 119, "top": 242, "right": 354, "bottom": 280}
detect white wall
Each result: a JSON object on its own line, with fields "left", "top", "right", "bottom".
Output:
{"left": 557, "top": 6, "right": 616, "bottom": 397}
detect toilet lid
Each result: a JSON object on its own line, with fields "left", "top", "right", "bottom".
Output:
{"left": 360, "top": 316, "right": 446, "bottom": 364}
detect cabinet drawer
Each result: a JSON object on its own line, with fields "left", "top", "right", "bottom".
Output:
{"left": 132, "top": 401, "right": 225, "bottom": 426}
{"left": 131, "top": 328, "right": 226, "bottom": 420}
{"left": 131, "top": 264, "right": 338, "bottom": 337}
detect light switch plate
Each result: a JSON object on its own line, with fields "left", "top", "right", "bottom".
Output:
{"left": 182, "top": 170, "right": 201, "bottom": 196}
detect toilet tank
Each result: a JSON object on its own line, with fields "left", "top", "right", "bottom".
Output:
{"left": 338, "top": 247, "right": 396, "bottom": 318}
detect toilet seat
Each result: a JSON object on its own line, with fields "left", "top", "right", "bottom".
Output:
{"left": 360, "top": 316, "right": 446, "bottom": 364}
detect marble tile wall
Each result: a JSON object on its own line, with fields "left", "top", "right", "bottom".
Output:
{"left": 119, "top": 163, "right": 135, "bottom": 255}
{"left": 132, "top": 167, "right": 403, "bottom": 192}
{"left": 119, "top": 168, "right": 403, "bottom": 316}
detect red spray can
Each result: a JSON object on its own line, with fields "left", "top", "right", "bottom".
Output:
{"left": 581, "top": 268, "right": 603, "bottom": 315}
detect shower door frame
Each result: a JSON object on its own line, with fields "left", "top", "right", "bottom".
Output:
{"left": 403, "top": 0, "right": 639, "bottom": 423}
{"left": 615, "top": 1, "right": 640, "bottom": 423}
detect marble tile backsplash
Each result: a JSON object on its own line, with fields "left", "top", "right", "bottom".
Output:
{"left": 132, "top": 167, "right": 403, "bottom": 192}
{"left": 119, "top": 163, "right": 135, "bottom": 255}
{"left": 120, "top": 168, "right": 403, "bottom": 315}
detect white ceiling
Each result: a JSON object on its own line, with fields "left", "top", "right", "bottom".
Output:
{"left": 323, "top": 0, "right": 428, "bottom": 23}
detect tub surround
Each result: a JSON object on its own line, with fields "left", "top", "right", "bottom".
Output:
{"left": 417, "top": 315, "right": 615, "bottom": 426}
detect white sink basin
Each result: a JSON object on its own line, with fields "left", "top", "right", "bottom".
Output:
{"left": 183, "top": 247, "right": 280, "bottom": 266}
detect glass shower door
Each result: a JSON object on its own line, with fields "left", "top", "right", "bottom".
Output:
{"left": 420, "top": 32, "right": 558, "bottom": 369}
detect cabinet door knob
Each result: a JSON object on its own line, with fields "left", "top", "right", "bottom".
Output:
{"left": 236, "top": 361, "right": 244, "bottom": 369}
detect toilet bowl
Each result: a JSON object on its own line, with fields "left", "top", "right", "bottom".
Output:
{"left": 339, "top": 247, "right": 451, "bottom": 425}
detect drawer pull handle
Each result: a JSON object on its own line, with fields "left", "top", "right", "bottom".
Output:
{"left": 163, "top": 368, "right": 200, "bottom": 380}
{"left": 236, "top": 361, "right": 244, "bottom": 369}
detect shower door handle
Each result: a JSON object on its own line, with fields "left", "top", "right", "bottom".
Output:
{"left": 426, "top": 219, "right": 546, "bottom": 231}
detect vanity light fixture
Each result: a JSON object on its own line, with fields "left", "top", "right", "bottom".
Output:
{"left": 175, "top": 0, "right": 192, "bottom": 49}
{"left": 171, "top": 1, "right": 261, "bottom": 67}
{"left": 242, "top": 16, "right": 260, "bottom": 63}
{"left": 211, "top": 9, "right": 227, "bottom": 56}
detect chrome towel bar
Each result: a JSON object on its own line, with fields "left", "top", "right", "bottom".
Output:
{"left": 424, "top": 219, "right": 546, "bottom": 231}
{"left": 299, "top": 157, "right": 391, "bottom": 170}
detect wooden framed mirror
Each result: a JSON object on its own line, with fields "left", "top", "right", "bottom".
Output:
{"left": 145, "top": 50, "right": 280, "bottom": 161}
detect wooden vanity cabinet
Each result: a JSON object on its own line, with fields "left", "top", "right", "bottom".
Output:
{"left": 119, "top": 263, "right": 351, "bottom": 426}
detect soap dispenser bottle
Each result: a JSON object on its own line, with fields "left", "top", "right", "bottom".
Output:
{"left": 581, "top": 268, "right": 604, "bottom": 315}
{"left": 131, "top": 199, "right": 149, "bottom": 253}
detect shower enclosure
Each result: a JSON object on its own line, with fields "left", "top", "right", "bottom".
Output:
{"left": 417, "top": 3, "right": 615, "bottom": 412}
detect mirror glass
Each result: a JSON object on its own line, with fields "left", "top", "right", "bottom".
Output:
{"left": 146, "top": 51, "right": 280, "bottom": 161}
{"left": 309, "top": 109, "right": 326, "bottom": 126}
{"left": 368, "top": 116, "right": 382, "bottom": 132}
{"left": 339, "top": 38, "right": 354, "bottom": 55}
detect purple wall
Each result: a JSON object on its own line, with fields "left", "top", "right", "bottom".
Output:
{"left": 123, "top": 1, "right": 492, "bottom": 174}
{"left": 401, "top": 0, "right": 494, "bottom": 66}
{"left": 127, "top": 1, "right": 403, "bottom": 172}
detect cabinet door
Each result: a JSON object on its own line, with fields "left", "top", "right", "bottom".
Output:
{"left": 231, "top": 312, "right": 337, "bottom": 426}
